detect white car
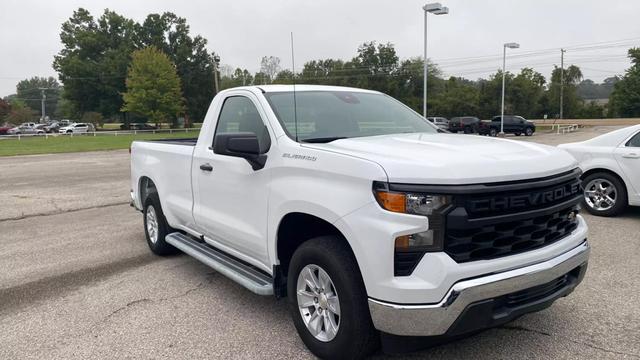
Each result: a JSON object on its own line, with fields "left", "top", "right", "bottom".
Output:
{"left": 559, "top": 125, "right": 640, "bottom": 216}
{"left": 59, "top": 123, "right": 90, "bottom": 134}
{"left": 426, "top": 116, "right": 449, "bottom": 130}
{"left": 7, "top": 123, "right": 44, "bottom": 135}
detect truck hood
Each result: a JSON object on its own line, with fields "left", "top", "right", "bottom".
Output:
{"left": 304, "top": 133, "right": 578, "bottom": 184}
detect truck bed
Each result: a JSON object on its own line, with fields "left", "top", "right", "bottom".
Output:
{"left": 145, "top": 137, "right": 198, "bottom": 146}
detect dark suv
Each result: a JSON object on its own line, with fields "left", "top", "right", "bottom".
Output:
{"left": 448, "top": 116, "right": 481, "bottom": 133}
{"left": 479, "top": 115, "right": 536, "bottom": 136}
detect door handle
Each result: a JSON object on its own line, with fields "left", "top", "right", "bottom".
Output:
{"left": 622, "top": 153, "right": 640, "bottom": 159}
{"left": 200, "top": 163, "right": 213, "bottom": 171}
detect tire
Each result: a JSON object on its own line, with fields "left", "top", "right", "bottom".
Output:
{"left": 288, "top": 236, "right": 378, "bottom": 359}
{"left": 525, "top": 127, "right": 534, "bottom": 136}
{"left": 463, "top": 126, "right": 471, "bottom": 134}
{"left": 581, "top": 172, "right": 627, "bottom": 217}
{"left": 515, "top": 132, "right": 521, "bottom": 136}
{"left": 143, "top": 192, "right": 178, "bottom": 255}
{"left": 489, "top": 128, "right": 498, "bottom": 137}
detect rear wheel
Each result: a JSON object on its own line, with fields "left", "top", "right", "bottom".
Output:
{"left": 288, "top": 236, "right": 378, "bottom": 359}
{"left": 515, "top": 132, "right": 521, "bottom": 136}
{"left": 463, "top": 126, "right": 472, "bottom": 134}
{"left": 581, "top": 172, "right": 627, "bottom": 217}
{"left": 489, "top": 128, "right": 498, "bottom": 137}
{"left": 143, "top": 192, "right": 178, "bottom": 255}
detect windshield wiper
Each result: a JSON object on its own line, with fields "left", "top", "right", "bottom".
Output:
{"left": 301, "top": 137, "right": 348, "bottom": 143}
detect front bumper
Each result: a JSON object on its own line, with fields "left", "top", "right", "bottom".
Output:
{"left": 368, "top": 239, "right": 589, "bottom": 336}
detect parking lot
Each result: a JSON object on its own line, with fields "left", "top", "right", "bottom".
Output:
{"left": 1, "top": 127, "right": 639, "bottom": 359}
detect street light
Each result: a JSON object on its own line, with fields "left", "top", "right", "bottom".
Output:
{"left": 423, "top": 2, "right": 449, "bottom": 118}
{"left": 500, "top": 42, "right": 520, "bottom": 136}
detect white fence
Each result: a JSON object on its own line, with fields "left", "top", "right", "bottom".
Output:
{"left": 550, "top": 124, "right": 579, "bottom": 134}
{"left": 0, "top": 128, "right": 200, "bottom": 141}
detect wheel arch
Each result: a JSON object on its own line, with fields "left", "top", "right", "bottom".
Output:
{"left": 274, "top": 212, "right": 360, "bottom": 297}
{"left": 138, "top": 175, "right": 158, "bottom": 207}
{"left": 581, "top": 167, "right": 629, "bottom": 203}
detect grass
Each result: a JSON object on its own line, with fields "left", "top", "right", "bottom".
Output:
{"left": 0, "top": 131, "right": 199, "bottom": 157}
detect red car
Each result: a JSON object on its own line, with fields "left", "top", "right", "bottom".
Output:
{"left": 0, "top": 126, "right": 11, "bottom": 135}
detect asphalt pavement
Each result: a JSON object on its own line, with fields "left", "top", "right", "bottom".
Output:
{"left": 0, "top": 127, "right": 638, "bottom": 359}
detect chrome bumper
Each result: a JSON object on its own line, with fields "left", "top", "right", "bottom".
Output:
{"left": 368, "top": 240, "right": 590, "bottom": 336}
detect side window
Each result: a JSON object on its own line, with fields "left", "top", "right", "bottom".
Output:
{"left": 214, "top": 96, "right": 270, "bottom": 153}
{"left": 627, "top": 132, "right": 640, "bottom": 147}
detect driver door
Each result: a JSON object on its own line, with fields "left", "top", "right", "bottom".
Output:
{"left": 192, "top": 93, "right": 272, "bottom": 268}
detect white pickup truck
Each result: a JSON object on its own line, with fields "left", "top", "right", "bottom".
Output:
{"left": 130, "top": 85, "right": 589, "bottom": 359}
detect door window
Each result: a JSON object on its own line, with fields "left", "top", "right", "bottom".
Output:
{"left": 214, "top": 96, "right": 270, "bottom": 153}
{"left": 626, "top": 132, "right": 640, "bottom": 147}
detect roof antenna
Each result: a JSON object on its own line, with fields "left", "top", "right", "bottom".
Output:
{"left": 290, "top": 32, "right": 299, "bottom": 142}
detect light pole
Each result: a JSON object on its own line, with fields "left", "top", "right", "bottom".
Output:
{"left": 423, "top": 2, "right": 449, "bottom": 118}
{"left": 500, "top": 42, "right": 520, "bottom": 136}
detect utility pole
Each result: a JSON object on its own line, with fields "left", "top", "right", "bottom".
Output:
{"left": 38, "top": 88, "right": 48, "bottom": 123}
{"left": 212, "top": 54, "right": 220, "bottom": 95}
{"left": 560, "top": 48, "right": 565, "bottom": 120}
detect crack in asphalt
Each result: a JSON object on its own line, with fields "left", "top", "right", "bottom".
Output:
{"left": 0, "top": 201, "right": 130, "bottom": 222}
{"left": 92, "top": 281, "right": 210, "bottom": 329}
{"left": 499, "top": 325, "right": 640, "bottom": 358}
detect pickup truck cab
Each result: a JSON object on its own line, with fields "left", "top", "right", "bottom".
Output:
{"left": 130, "top": 85, "right": 589, "bottom": 359}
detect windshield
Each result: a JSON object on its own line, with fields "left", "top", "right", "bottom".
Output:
{"left": 264, "top": 91, "right": 436, "bottom": 142}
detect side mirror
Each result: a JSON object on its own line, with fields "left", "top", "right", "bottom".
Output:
{"left": 213, "top": 132, "right": 267, "bottom": 170}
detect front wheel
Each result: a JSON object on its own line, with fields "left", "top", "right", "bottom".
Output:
{"left": 582, "top": 172, "right": 627, "bottom": 217}
{"left": 525, "top": 127, "right": 534, "bottom": 136}
{"left": 489, "top": 128, "right": 498, "bottom": 137}
{"left": 288, "top": 236, "right": 378, "bottom": 359}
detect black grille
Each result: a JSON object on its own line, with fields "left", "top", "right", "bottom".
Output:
{"left": 503, "top": 266, "right": 581, "bottom": 308}
{"left": 443, "top": 171, "right": 582, "bottom": 263}
{"left": 445, "top": 206, "right": 579, "bottom": 262}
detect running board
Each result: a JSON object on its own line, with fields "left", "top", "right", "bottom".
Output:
{"left": 165, "top": 232, "right": 273, "bottom": 296}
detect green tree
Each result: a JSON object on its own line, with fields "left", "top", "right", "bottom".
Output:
{"left": 138, "top": 12, "right": 216, "bottom": 122}
{"left": 430, "top": 77, "right": 479, "bottom": 118}
{"left": 220, "top": 68, "right": 253, "bottom": 89}
{"left": 273, "top": 70, "right": 294, "bottom": 84}
{"left": 122, "top": 47, "right": 184, "bottom": 127}
{"left": 0, "top": 98, "right": 10, "bottom": 121}
{"left": 609, "top": 48, "right": 640, "bottom": 117}
{"left": 510, "top": 68, "right": 546, "bottom": 118}
{"left": 16, "top": 77, "right": 61, "bottom": 119}
{"left": 547, "top": 65, "right": 583, "bottom": 118}
{"left": 53, "top": 8, "right": 138, "bottom": 118}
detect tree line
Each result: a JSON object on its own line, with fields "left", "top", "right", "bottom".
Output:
{"left": 2, "top": 8, "right": 640, "bottom": 128}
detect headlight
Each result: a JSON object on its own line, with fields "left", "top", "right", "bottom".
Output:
{"left": 373, "top": 182, "right": 452, "bottom": 275}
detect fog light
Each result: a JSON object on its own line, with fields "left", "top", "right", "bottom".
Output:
{"left": 395, "top": 230, "right": 437, "bottom": 252}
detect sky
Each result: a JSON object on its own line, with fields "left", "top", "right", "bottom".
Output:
{"left": 1, "top": 0, "right": 639, "bottom": 97}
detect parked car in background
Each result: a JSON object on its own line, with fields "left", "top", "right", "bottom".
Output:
{"left": 45, "top": 121, "right": 60, "bottom": 133}
{"left": 7, "top": 123, "right": 45, "bottom": 135}
{"left": 480, "top": 116, "right": 536, "bottom": 137}
{"left": 559, "top": 124, "right": 640, "bottom": 216}
{"left": 448, "top": 116, "right": 481, "bottom": 133}
{"left": 34, "top": 124, "right": 48, "bottom": 134}
{"left": 122, "top": 122, "right": 158, "bottom": 131}
{"left": 59, "top": 123, "right": 90, "bottom": 134}
{"left": 0, "top": 126, "right": 11, "bottom": 135}
{"left": 426, "top": 117, "right": 449, "bottom": 130}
